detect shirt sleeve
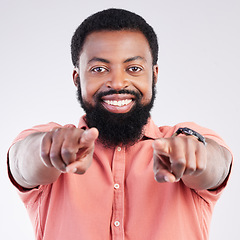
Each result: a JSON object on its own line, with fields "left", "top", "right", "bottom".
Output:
{"left": 161, "top": 122, "right": 233, "bottom": 204}
{"left": 7, "top": 122, "right": 63, "bottom": 193}
{"left": 11, "top": 122, "right": 62, "bottom": 145}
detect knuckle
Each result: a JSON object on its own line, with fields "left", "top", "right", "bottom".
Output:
{"left": 184, "top": 166, "right": 196, "bottom": 175}
{"left": 61, "top": 148, "right": 76, "bottom": 164}
{"left": 173, "top": 158, "right": 186, "bottom": 167}
{"left": 41, "top": 133, "right": 51, "bottom": 145}
{"left": 49, "top": 152, "right": 60, "bottom": 161}
{"left": 40, "top": 150, "right": 49, "bottom": 160}
{"left": 171, "top": 158, "right": 185, "bottom": 178}
{"left": 187, "top": 166, "right": 196, "bottom": 173}
{"left": 197, "top": 164, "right": 206, "bottom": 172}
{"left": 52, "top": 127, "right": 62, "bottom": 134}
{"left": 51, "top": 159, "right": 66, "bottom": 171}
{"left": 186, "top": 160, "right": 196, "bottom": 171}
{"left": 61, "top": 147, "right": 75, "bottom": 156}
{"left": 44, "top": 131, "right": 52, "bottom": 137}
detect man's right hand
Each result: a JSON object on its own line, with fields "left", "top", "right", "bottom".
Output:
{"left": 40, "top": 126, "right": 99, "bottom": 174}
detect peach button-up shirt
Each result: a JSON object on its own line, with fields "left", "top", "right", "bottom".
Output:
{"left": 8, "top": 117, "right": 231, "bottom": 240}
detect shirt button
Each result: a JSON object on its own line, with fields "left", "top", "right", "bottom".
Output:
{"left": 114, "top": 221, "right": 120, "bottom": 227}
{"left": 117, "top": 146, "right": 121, "bottom": 151}
{"left": 114, "top": 183, "right": 120, "bottom": 189}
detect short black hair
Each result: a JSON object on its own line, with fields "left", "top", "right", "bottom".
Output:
{"left": 71, "top": 8, "right": 158, "bottom": 67}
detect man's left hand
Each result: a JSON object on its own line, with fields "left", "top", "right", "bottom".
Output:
{"left": 153, "top": 136, "right": 207, "bottom": 183}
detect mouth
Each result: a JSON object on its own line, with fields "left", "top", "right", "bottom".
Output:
{"left": 101, "top": 94, "right": 136, "bottom": 113}
{"left": 103, "top": 99, "right": 132, "bottom": 107}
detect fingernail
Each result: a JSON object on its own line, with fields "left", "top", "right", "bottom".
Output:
{"left": 66, "top": 167, "right": 77, "bottom": 173}
{"left": 72, "top": 168, "right": 77, "bottom": 173}
{"left": 164, "top": 176, "right": 170, "bottom": 182}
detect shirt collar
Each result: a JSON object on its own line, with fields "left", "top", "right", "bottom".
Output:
{"left": 142, "top": 117, "right": 163, "bottom": 139}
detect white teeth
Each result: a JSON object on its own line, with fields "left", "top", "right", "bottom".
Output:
{"left": 103, "top": 99, "right": 132, "bottom": 107}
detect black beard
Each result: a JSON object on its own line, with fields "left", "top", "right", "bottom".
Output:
{"left": 77, "top": 81, "right": 156, "bottom": 148}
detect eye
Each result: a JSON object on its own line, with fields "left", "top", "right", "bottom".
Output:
{"left": 91, "top": 66, "right": 108, "bottom": 73}
{"left": 128, "top": 66, "right": 143, "bottom": 73}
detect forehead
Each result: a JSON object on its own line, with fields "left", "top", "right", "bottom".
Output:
{"left": 79, "top": 30, "right": 152, "bottom": 63}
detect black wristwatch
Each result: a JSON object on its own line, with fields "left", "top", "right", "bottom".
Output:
{"left": 172, "top": 127, "right": 206, "bottom": 145}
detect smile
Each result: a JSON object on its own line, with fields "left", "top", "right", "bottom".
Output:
{"left": 101, "top": 94, "right": 136, "bottom": 113}
{"left": 103, "top": 99, "right": 132, "bottom": 107}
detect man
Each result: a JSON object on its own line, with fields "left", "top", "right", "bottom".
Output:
{"left": 8, "top": 8, "right": 232, "bottom": 240}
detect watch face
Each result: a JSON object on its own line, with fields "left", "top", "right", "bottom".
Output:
{"left": 183, "top": 128, "right": 193, "bottom": 135}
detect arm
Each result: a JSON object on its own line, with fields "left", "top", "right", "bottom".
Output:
{"left": 8, "top": 126, "right": 98, "bottom": 189}
{"left": 153, "top": 136, "right": 232, "bottom": 190}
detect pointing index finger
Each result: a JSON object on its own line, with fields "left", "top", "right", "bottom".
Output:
{"left": 65, "top": 128, "right": 99, "bottom": 174}
{"left": 79, "top": 128, "right": 99, "bottom": 147}
{"left": 153, "top": 138, "right": 171, "bottom": 156}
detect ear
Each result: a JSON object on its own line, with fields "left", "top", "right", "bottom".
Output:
{"left": 153, "top": 65, "right": 159, "bottom": 84}
{"left": 73, "top": 67, "right": 79, "bottom": 87}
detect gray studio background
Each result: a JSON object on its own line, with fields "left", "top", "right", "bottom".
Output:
{"left": 0, "top": 0, "right": 239, "bottom": 239}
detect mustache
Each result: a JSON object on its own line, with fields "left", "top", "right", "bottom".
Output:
{"left": 95, "top": 89, "right": 142, "bottom": 100}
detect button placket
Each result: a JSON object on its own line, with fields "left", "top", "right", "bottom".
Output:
{"left": 111, "top": 146, "right": 125, "bottom": 238}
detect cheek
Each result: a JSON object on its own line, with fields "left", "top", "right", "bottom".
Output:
{"left": 137, "top": 76, "right": 153, "bottom": 103}
{"left": 79, "top": 75, "right": 103, "bottom": 102}
{"left": 80, "top": 83, "right": 94, "bottom": 101}
{"left": 79, "top": 73, "right": 91, "bottom": 100}
{"left": 142, "top": 87, "right": 153, "bottom": 103}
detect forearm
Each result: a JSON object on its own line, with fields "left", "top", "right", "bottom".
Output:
{"left": 9, "top": 132, "right": 61, "bottom": 189}
{"left": 182, "top": 138, "right": 232, "bottom": 190}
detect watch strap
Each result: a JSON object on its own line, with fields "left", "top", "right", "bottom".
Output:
{"left": 172, "top": 127, "right": 206, "bottom": 145}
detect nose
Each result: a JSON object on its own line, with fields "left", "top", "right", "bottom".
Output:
{"left": 106, "top": 68, "right": 129, "bottom": 90}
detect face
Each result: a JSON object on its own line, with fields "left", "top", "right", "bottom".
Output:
{"left": 73, "top": 30, "right": 158, "bottom": 112}
{"left": 73, "top": 30, "right": 158, "bottom": 147}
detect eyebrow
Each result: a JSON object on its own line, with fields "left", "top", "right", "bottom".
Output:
{"left": 88, "top": 56, "right": 146, "bottom": 64}
{"left": 88, "top": 57, "right": 110, "bottom": 64}
{"left": 123, "top": 56, "right": 146, "bottom": 63}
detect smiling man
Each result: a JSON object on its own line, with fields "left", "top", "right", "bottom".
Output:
{"left": 74, "top": 30, "right": 158, "bottom": 147}
{"left": 8, "top": 8, "right": 232, "bottom": 240}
